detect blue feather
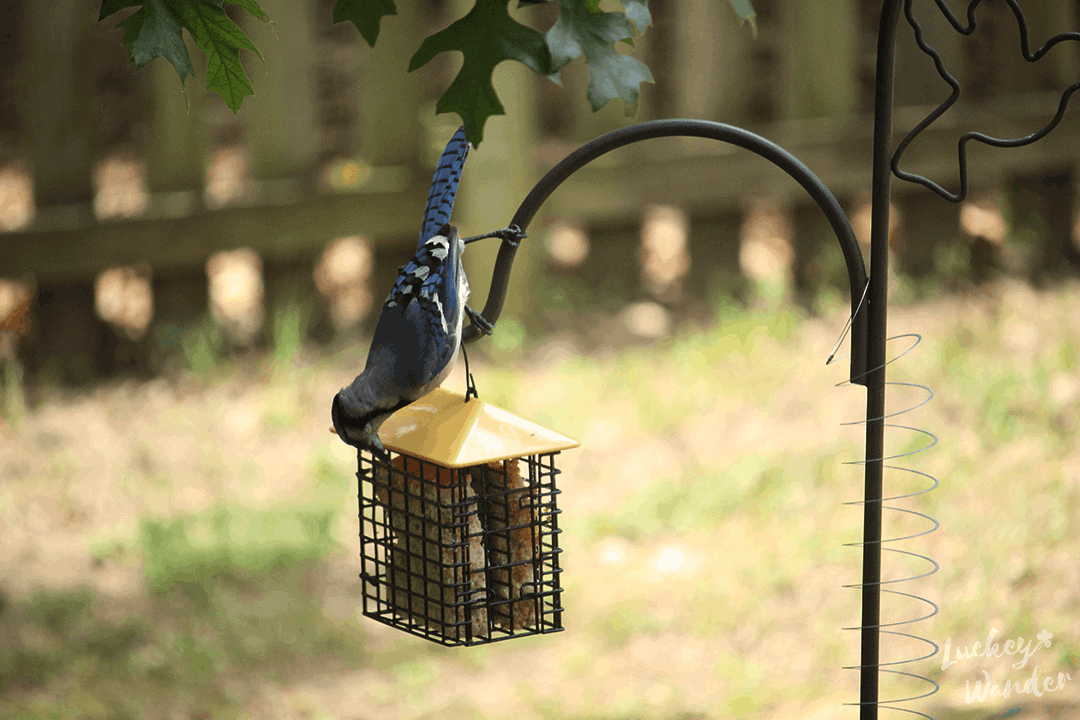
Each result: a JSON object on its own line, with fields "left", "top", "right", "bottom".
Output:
{"left": 373, "top": 226, "right": 462, "bottom": 392}
{"left": 418, "top": 126, "right": 470, "bottom": 245}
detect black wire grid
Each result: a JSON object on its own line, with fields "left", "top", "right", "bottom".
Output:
{"left": 355, "top": 1, "right": 1078, "bottom": 716}
{"left": 358, "top": 451, "right": 564, "bottom": 646}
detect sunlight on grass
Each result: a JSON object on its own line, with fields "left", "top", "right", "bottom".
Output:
{"left": 1, "top": 501, "right": 362, "bottom": 720}
{"left": 259, "top": 379, "right": 305, "bottom": 432}
{"left": 181, "top": 323, "right": 225, "bottom": 375}
{"left": 1, "top": 355, "right": 28, "bottom": 428}
{"left": 272, "top": 302, "right": 307, "bottom": 367}
{"left": 140, "top": 505, "right": 338, "bottom": 605}
{"left": 593, "top": 597, "right": 667, "bottom": 647}
{"left": 589, "top": 457, "right": 767, "bottom": 540}
{"left": 307, "top": 445, "right": 353, "bottom": 491}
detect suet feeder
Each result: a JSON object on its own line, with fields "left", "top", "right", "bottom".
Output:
{"left": 355, "top": 388, "right": 579, "bottom": 646}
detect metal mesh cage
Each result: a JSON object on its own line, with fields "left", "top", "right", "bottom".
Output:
{"left": 357, "top": 450, "right": 564, "bottom": 646}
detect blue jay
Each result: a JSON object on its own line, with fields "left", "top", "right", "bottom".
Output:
{"left": 331, "top": 126, "right": 525, "bottom": 455}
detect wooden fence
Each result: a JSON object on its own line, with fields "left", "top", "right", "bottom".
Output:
{"left": 1, "top": 0, "right": 1079, "bottom": 383}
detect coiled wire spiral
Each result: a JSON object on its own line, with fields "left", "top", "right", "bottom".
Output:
{"left": 829, "top": 285, "right": 941, "bottom": 719}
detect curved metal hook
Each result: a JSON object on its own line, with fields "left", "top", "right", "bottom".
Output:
{"left": 463, "top": 118, "right": 870, "bottom": 386}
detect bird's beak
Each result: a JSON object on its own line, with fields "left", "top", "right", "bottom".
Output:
{"left": 329, "top": 426, "right": 338, "bottom": 435}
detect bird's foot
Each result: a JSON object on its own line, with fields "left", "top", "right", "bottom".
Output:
{"left": 465, "top": 305, "right": 494, "bottom": 336}
{"left": 462, "top": 225, "right": 527, "bottom": 248}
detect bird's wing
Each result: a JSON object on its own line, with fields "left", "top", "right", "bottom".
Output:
{"left": 418, "top": 126, "right": 469, "bottom": 245}
{"left": 421, "top": 224, "right": 463, "bottom": 340}
{"left": 370, "top": 225, "right": 462, "bottom": 393}
{"left": 383, "top": 226, "right": 456, "bottom": 317}
{"left": 366, "top": 297, "right": 453, "bottom": 393}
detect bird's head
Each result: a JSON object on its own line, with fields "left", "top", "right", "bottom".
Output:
{"left": 331, "top": 391, "right": 391, "bottom": 459}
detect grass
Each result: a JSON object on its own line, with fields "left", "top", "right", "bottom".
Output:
{"left": 1, "top": 353, "right": 28, "bottom": 429}
{"left": 1, "top": 277, "right": 1078, "bottom": 719}
{"left": 139, "top": 505, "right": 337, "bottom": 605}
{"left": 181, "top": 321, "right": 227, "bottom": 375}
{"left": 1, "top": 497, "right": 365, "bottom": 719}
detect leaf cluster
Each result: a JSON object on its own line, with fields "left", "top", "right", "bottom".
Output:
{"left": 99, "top": 0, "right": 757, "bottom": 146}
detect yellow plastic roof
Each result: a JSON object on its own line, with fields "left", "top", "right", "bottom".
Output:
{"left": 377, "top": 388, "right": 580, "bottom": 468}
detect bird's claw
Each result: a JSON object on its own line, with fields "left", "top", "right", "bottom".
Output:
{"left": 465, "top": 305, "right": 494, "bottom": 336}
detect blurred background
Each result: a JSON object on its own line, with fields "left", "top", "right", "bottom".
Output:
{"left": 1, "top": 0, "right": 1079, "bottom": 718}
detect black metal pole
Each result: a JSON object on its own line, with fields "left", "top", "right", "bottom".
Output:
{"left": 862, "top": 1, "right": 903, "bottom": 718}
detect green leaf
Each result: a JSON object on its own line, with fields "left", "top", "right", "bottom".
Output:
{"left": 728, "top": 0, "right": 757, "bottom": 37}
{"left": 622, "top": 0, "right": 651, "bottom": 32}
{"left": 583, "top": 49, "right": 651, "bottom": 110}
{"left": 105, "top": 0, "right": 195, "bottom": 80}
{"left": 231, "top": 0, "right": 270, "bottom": 22}
{"left": 409, "top": 0, "right": 552, "bottom": 146}
{"left": 333, "top": 0, "right": 396, "bottom": 47}
{"left": 99, "top": 0, "right": 268, "bottom": 113}
{"left": 173, "top": 1, "right": 264, "bottom": 113}
{"left": 546, "top": 0, "right": 653, "bottom": 111}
